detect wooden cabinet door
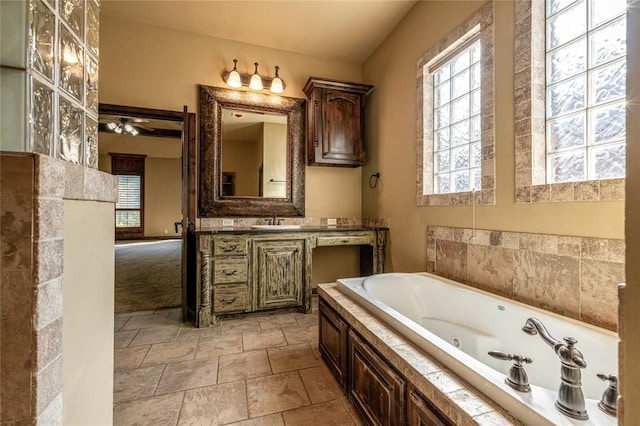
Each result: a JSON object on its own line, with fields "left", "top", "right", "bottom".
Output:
{"left": 319, "top": 300, "right": 348, "bottom": 389}
{"left": 348, "top": 330, "right": 406, "bottom": 426}
{"left": 322, "top": 89, "right": 363, "bottom": 165}
{"left": 253, "top": 239, "right": 304, "bottom": 310}
{"left": 408, "top": 388, "right": 452, "bottom": 426}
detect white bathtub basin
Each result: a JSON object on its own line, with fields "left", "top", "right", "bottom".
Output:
{"left": 337, "top": 272, "right": 617, "bottom": 426}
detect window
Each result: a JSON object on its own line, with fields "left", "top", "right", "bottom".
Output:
{"left": 110, "top": 153, "right": 145, "bottom": 239}
{"left": 432, "top": 39, "right": 482, "bottom": 194}
{"left": 513, "top": 0, "right": 626, "bottom": 203}
{"left": 545, "top": 0, "right": 627, "bottom": 183}
{"left": 416, "top": 2, "right": 495, "bottom": 207}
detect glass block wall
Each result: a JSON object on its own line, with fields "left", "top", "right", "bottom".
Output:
{"left": 0, "top": 0, "right": 99, "bottom": 168}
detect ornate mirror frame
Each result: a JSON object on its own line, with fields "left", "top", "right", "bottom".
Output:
{"left": 198, "top": 85, "right": 305, "bottom": 217}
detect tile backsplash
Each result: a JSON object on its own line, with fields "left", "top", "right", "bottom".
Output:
{"left": 426, "top": 226, "right": 624, "bottom": 332}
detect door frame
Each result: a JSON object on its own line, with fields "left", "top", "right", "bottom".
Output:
{"left": 99, "top": 103, "right": 197, "bottom": 319}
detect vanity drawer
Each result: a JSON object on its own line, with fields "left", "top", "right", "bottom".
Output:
{"left": 213, "top": 257, "right": 247, "bottom": 284}
{"left": 213, "top": 236, "right": 247, "bottom": 256}
{"left": 213, "top": 284, "right": 248, "bottom": 313}
{"left": 316, "top": 234, "right": 374, "bottom": 247}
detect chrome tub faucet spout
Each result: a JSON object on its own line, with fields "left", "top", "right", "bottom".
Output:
{"left": 522, "top": 317, "right": 589, "bottom": 420}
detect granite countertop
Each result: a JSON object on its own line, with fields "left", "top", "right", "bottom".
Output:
{"left": 193, "top": 225, "right": 387, "bottom": 234}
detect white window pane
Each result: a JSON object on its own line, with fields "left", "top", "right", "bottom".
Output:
{"left": 590, "top": 0, "right": 627, "bottom": 28}
{"left": 470, "top": 115, "right": 481, "bottom": 141}
{"left": 547, "top": 75, "right": 585, "bottom": 118}
{"left": 589, "top": 143, "right": 625, "bottom": 179}
{"left": 452, "top": 145, "right": 470, "bottom": 171}
{"left": 471, "top": 143, "right": 482, "bottom": 168}
{"left": 435, "top": 128, "right": 450, "bottom": 151}
{"left": 548, "top": 0, "right": 580, "bottom": 16}
{"left": 547, "top": 37, "right": 586, "bottom": 83}
{"left": 452, "top": 69, "right": 470, "bottom": 98}
{"left": 547, "top": 1, "right": 586, "bottom": 49}
{"left": 435, "top": 174, "right": 450, "bottom": 194}
{"left": 547, "top": 112, "right": 585, "bottom": 152}
{"left": 451, "top": 120, "right": 469, "bottom": 146}
{"left": 470, "top": 63, "right": 481, "bottom": 90}
{"left": 590, "top": 60, "right": 626, "bottom": 105}
{"left": 434, "top": 106, "right": 450, "bottom": 129}
{"left": 452, "top": 50, "right": 470, "bottom": 75}
{"left": 590, "top": 102, "right": 626, "bottom": 144}
{"left": 434, "top": 64, "right": 450, "bottom": 86}
{"left": 116, "top": 175, "right": 141, "bottom": 209}
{"left": 453, "top": 170, "right": 470, "bottom": 192}
{"left": 434, "top": 82, "right": 450, "bottom": 107}
{"left": 590, "top": 17, "right": 626, "bottom": 67}
{"left": 435, "top": 151, "right": 450, "bottom": 173}
{"left": 116, "top": 211, "right": 141, "bottom": 228}
{"left": 548, "top": 150, "right": 586, "bottom": 183}
{"left": 471, "top": 168, "right": 482, "bottom": 190}
{"left": 451, "top": 95, "right": 470, "bottom": 122}
{"left": 470, "top": 41, "right": 481, "bottom": 64}
{"left": 470, "top": 90, "right": 481, "bottom": 115}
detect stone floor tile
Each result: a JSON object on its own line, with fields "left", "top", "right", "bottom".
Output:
{"left": 195, "top": 334, "right": 243, "bottom": 359}
{"left": 218, "top": 350, "right": 271, "bottom": 383}
{"left": 114, "top": 345, "right": 150, "bottom": 371}
{"left": 141, "top": 340, "right": 198, "bottom": 366}
{"left": 246, "top": 371, "right": 310, "bottom": 418}
{"left": 310, "top": 342, "right": 321, "bottom": 360}
{"left": 268, "top": 343, "right": 320, "bottom": 374}
{"left": 114, "top": 329, "right": 139, "bottom": 349}
{"left": 283, "top": 325, "right": 318, "bottom": 345}
{"left": 177, "top": 324, "right": 222, "bottom": 341}
{"left": 120, "top": 310, "right": 155, "bottom": 317}
{"left": 155, "top": 307, "right": 181, "bottom": 317}
{"left": 293, "top": 312, "right": 318, "bottom": 327}
{"left": 298, "top": 365, "right": 344, "bottom": 404}
{"left": 113, "top": 365, "right": 165, "bottom": 403}
{"left": 282, "top": 399, "right": 355, "bottom": 425}
{"left": 178, "top": 381, "right": 248, "bottom": 425}
{"left": 243, "top": 329, "right": 287, "bottom": 351}
{"left": 130, "top": 326, "right": 181, "bottom": 347}
{"left": 121, "top": 313, "right": 182, "bottom": 331}
{"left": 220, "top": 317, "right": 262, "bottom": 335}
{"left": 113, "top": 391, "right": 184, "bottom": 426}
{"left": 340, "top": 398, "right": 364, "bottom": 426}
{"left": 114, "top": 316, "right": 130, "bottom": 332}
{"left": 227, "top": 413, "right": 284, "bottom": 426}
{"left": 155, "top": 358, "right": 219, "bottom": 395}
{"left": 258, "top": 314, "right": 298, "bottom": 330}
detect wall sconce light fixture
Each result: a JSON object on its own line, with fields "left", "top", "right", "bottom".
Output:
{"left": 223, "top": 59, "right": 286, "bottom": 93}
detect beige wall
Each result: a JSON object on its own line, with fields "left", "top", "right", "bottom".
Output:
{"left": 221, "top": 138, "right": 261, "bottom": 196}
{"left": 62, "top": 200, "right": 114, "bottom": 425}
{"left": 623, "top": 0, "right": 639, "bottom": 421}
{"left": 262, "top": 122, "right": 287, "bottom": 198}
{"left": 362, "top": 0, "right": 624, "bottom": 273}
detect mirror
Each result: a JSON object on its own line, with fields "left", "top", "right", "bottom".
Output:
{"left": 199, "top": 85, "right": 305, "bottom": 217}
{"left": 221, "top": 108, "right": 287, "bottom": 198}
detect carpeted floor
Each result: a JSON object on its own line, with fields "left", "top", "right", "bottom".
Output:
{"left": 115, "top": 239, "right": 182, "bottom": 313}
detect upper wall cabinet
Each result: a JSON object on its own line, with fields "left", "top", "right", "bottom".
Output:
{"left": 303, "top": 77, "right": 373, "bottom": 167}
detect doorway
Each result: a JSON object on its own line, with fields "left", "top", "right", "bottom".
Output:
{"left": 98, "top": 104, "right": 195, "bottom": 316}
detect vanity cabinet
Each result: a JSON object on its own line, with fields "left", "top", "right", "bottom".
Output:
{"left": 303, "top": 77, "right": 373, "bottom": 167}
{"left": 210, "top": 236, "right": 250, "bottom": 316}
{"left": 253, "top": 239, "right": 305, "bottom": 311}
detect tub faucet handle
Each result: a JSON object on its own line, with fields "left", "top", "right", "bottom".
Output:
{"left": 597, "top": 373, "right": 617, "bottom": 417}
{"left": 488, "top": 350, "right": 532, "bottom": 392}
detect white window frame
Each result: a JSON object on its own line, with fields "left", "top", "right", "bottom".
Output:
{"left": 417, "top": 2, "right": 495, "bottom": 207}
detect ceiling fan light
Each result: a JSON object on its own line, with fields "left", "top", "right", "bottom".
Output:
{"left": 129, "top": 127, "right": 139, "bottom": 136}
{"left": 227, "top": 59, "right": 242, "bottom": 88}
{"left": 270, "top": 66, "right": 284, "bottom": 94}
{"left": 113, "top": 124, "right": 123, "bottom": 134}
{"left": 106, "top": 122, "right": 117, "bottom": 131}
{"left": 123, "top": 123, "right": 134, "bottom": 133}
{"left": 249, "top": 62, "right": 263, "bottom": 90}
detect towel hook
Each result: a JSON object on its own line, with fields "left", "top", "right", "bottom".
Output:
{"left": 369, "top": 172, "right": 380, "bottom": 189}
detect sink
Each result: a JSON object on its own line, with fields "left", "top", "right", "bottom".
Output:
{"left": 250, "top": 224, "right": 302, "bottom": 230}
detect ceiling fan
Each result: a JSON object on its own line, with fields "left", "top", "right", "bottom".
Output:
{"left": 100, "top": 116, "right": 154, "bottom": 136}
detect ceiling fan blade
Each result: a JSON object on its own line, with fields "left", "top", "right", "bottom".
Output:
{"left": 130, "top": 118, "right": 151, "bottom": 123}
{"left": 134, "top": 123, "right": 154, "bottom": 131}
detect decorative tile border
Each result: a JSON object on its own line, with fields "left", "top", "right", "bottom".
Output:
{"left": 513, "top": 0, "right": 625, "bottom": 203}
{"left": 426, "top": 225, "right": 624, "bottom": 331}
{"left": 0, "top": 152, "right": 116, "bottom": 424}
{"left": 416, "top": 1, "right": 496, "bottom": 207}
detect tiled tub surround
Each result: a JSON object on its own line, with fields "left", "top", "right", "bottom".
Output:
{"left": 318, "top": 283, "right": 520, "bottom": 425}
{"left": 426, "top": 226, "right": 624, "bottom": 331}
{"left": 0, "top": 152, "right": 117, "bottom": 424}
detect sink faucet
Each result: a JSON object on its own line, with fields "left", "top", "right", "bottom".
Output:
{"left": 268, "top": 214, "right": 281, "bottom": 225}
{"left": 522, "top": 317, "right": 589, "bottom": 420}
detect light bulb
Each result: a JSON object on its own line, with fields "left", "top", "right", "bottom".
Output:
{"left": 249, "top": 62, "right": 263, "bottom": 90}
{"left": 270, "top": 65, "right": 284, "bottom": 94}
{"left": 129, "top": 127, "right": 139, "bottom": 136}
{"left": 114, "top": 124, "right": 123, "bottom": 134}
{"left": 124, "top": 123, "right": 134, "bottom": 133}
{"left": 106, "top": 122, "right": 117, "bottom": 131}
{"left": 227, "top": 59, "right": 242, "bottom": 88}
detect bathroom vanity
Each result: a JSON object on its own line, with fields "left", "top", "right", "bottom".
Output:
{"left": 191, "top": 226, "right": 387, "bottom": 326}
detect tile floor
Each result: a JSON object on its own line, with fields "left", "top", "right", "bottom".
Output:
{"left": 113, "top": 297, "right": 363, "bottom": 425}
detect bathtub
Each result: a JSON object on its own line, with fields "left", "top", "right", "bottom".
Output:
{"left": 337, "top": 272, "right": 618, "bottom": 426}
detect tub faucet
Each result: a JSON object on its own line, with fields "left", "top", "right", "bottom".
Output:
{"left": 522, "top": 317, "right": 589, "bottom": 420}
